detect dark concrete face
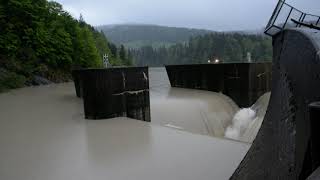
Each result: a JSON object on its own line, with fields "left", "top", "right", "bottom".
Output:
{"left": 72, "top": 67, "right": 150, "bottom": 122}
{"left": 165, "top": 63, "right": 272, "bottom": 107}
{"left": 307, "top": 166, "right": 320, "bottom": 180}
{"left": 231, "top": 29, "right": 320, "bottom": 180}
{"left": 308, "top": 102, "right": 320, "bottom": 172}
{"left": 72, "top": 70, "right": 82, "bottom": 98}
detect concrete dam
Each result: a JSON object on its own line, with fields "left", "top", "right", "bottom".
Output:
{"left": 163, "top": 28, "right": 320, "bottom": 179}
{"left": 1, "top": 29, "right": 319, "bottom": 180}
{"left": 68, "top": 27, "right": 320, "bottom": 179}
{"left": 2, "top": 1, "right": 320, "bottom": 179}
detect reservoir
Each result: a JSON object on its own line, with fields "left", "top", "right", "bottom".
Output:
{"left": 0, "top": 67, "right": 269, "bottom": 180}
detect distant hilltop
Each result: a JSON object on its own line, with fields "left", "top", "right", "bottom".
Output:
{"left": 96, "top": 24, "right": 264, "bottom": 49}
{"left": 96, "top": 24, "right": 213, "bottom": 49}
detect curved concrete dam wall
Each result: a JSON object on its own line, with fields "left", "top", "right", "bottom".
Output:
{"left": 165, "top": 63, "right": 272, "bottom": 108}
{"left": 231, "top": 29, "right": 320, "bottom": 179}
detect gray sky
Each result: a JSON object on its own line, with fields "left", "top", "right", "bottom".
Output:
{"left": 54, "top": 0, "right": 320, "bottom": 31}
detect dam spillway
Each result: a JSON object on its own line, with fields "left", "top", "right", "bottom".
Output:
{"left": 165, "top": 63, "right": 272, "bottom": 108}
{"left": 149, "top": 67, "right": 270, "bottom": 143}
{"left": 159, "top": 27, "right": 320, "bottom": 179}
{"left": 71, "top": 65, "right": 268, "bottom": 143}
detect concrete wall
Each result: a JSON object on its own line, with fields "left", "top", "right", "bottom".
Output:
{"left": 231, "top": 28, "right": 320, "bottom": 179}
{"left": 72, "top": 67, "right": 150, "bottom": 122}
{"left": 165, "top": 63, "right": 272, "bottom": 107}
{"left": 307, "top": 166, "right": 320, "bottom": 180}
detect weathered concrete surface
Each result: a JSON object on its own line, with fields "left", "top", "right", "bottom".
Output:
{"left": 0, "top": 83, "right": 249, "bottom": 180}
{"left": 231, "top": 28, "right": 320, "bottom": 179}
{"left": 307, "top": 167, "right": 320, "bottom": 180}
{"left": 308, "top": 102, "right": 320, "bottom": 177}
{"left": 72, "top": 67, "right": 150, "bottom": 122}
{"left": 165, "top": 63, "right": 272, "bottom": 107}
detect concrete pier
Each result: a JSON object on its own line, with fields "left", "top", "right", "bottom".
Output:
{"left": 72, "top": 67, "right": 150, "bottom": 122}
{"left": 231, "top": 28, "right": 320, "bottom": 180}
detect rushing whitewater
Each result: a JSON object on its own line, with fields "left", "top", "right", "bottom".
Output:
{"left": 149, "top": 67, "right": 270, "bottom": 143}
{"left": 225, "top": 108, "right": 256, "bottom": 140}
{"left": 224, "top": 93, "right": 271, "bottom": 143}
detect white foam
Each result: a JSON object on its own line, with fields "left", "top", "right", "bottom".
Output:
{"left": 225, "top": 126, "right": 240, "bottom": 140}
{"left": 224, "top": 92, "right": 271, "bottom": 143}
{"left": 225, "top": 108, "right": 256, "bottom": 141}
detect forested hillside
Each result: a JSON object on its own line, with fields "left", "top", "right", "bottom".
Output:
{"left": 97, "top": 24, "right": 212, "bottom": 49}
{"left": 130, "top": 33, "right": 272, "bottom": 66}
{"left": 0, "top": 0, "right": 131, "bottom": 92}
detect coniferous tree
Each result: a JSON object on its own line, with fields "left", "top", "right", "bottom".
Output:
{"left": 119, "top": 45, "right": 126, "bottom": 60}
{"left": 79, "top": 13, "right": 85, "bottom": 27}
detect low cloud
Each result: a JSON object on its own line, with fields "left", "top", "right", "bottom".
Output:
{"left": 54, "top": 0, "right": 320, "bottom": 31}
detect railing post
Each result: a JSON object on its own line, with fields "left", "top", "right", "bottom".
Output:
{"left": 301, "top": 14, "right": 307, "bottom": 26}
{"left": 297, "top": 13, "right": 305, "bottom": 27}
{"left": 316, "top": 17, "right": 320, "bottom": 26}
{"left": 283, "top": 7, "right": 294, "bottom": 28}
{"left": 266, "top": 0, "right": 285, "bottom": 28}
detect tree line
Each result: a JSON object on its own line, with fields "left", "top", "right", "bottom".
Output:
{"left": 0, "top": 0, "right": 132, "bottom": 92}
{"left": 129, "top": 33, "right": 272, "bottom": 66}
{"left": 97, "top": 24, "right": 212, "bottom": 49}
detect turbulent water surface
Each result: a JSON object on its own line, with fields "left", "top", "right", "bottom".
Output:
{"left": 149, "top": 67, "right": 270, "bottom": 143}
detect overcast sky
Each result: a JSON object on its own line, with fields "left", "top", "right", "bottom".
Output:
{"left": 54, "top": 0, "right": 320, "bottom": 31}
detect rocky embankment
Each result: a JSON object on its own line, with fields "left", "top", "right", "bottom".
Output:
{"left": 0, "top": 68, "right": 69, "bottom": 92}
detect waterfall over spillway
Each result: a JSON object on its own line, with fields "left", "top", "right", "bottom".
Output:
{"left": 149, "top": 67, "right": 270, "bottom": 143}
{"left": 225, "top": 92, "right": 271, "bottom": 143}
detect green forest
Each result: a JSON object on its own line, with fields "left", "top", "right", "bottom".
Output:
{"left": 0, "top": 0, "right": 132, "bottom": 92}
{"left": 129, "top": 33, "right": 272, "bottom": 66}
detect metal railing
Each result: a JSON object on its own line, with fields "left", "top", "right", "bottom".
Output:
{"left": 265, "top": 0, "right": 320, "bottom": 36}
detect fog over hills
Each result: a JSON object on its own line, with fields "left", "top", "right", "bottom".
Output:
{"left": 97, "top": 24, "right": 264, "bottom": 49}
{"left": 96, "top": 24, "right": 213, "bottom": 49}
